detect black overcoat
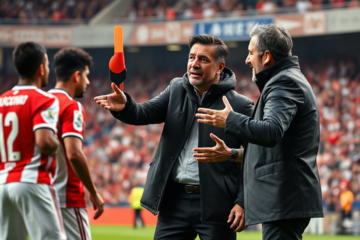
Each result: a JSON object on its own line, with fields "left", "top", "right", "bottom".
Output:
{"left": 225, "top": 57, "right": 324, "bottom": 225}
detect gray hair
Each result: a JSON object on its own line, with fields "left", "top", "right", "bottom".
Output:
{"left": 249, "top": 24, "right": 293, "bottom": 61}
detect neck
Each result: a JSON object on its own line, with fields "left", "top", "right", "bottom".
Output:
{"left": 18, "top": 78, "right": 41, "bottom": 88}
{"left": 54, "top": 81, "right": 75, "bottom": 98}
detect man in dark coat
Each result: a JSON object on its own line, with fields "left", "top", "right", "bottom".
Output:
{"left": 94, "top": 35, "right": 253, "bottom": 239}
{"left": 194, "top": 24, "right": 323, "bottom": 240}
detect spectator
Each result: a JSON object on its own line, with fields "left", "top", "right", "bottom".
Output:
{"left": 340, "top": 180, "right": 354, "bottom": 233}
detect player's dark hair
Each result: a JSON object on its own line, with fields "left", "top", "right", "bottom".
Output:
{"left": 13, "top": 42, "right": 46, "bottom": 79}
{"left": 54, "top": 48, "right": 93, "bottom": 82}
{"left": 189, "top": 34, "right": 229, "bottom": 64}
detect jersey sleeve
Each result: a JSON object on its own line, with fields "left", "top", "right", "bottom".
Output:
{"left": 33, "top": 96, "right": 59, "bottom": 133}
{"left": 61, "top": 101, "right": 85, "bottom": 141}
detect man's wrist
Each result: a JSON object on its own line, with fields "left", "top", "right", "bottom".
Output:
{"left": 229, "top": 148, "right": 239, "bottom": 162}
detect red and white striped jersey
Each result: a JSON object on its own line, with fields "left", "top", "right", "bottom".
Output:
{"left": 0, "top": 85, "right": 59, "bottom": 185}
{"left": 49, "top": 89, "right": 86, "bottom": 208}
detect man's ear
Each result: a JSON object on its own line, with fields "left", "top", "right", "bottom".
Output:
{"left": 262, "top": 50, "right": 275, "bottom": 67}
{"left": 71, "top": 71, "right": 81, "bottom": 82}
{"left": 217, "top": 62, "right": 225, "bottom": 74}
{"left": 38, "top": 64, "right": 44, "bottom": 76}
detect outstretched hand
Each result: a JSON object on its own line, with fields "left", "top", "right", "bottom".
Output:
{"left": 94, "top": 82, "right": 127, "bottom": 112}
{"left": 193, "top": 133, "right": 231, "bottom": 162}
{"left": 196, "top": 96, "right": 233, "bottom": 128}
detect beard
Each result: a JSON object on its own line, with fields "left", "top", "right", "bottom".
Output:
{"left": 75, "top": 92, "right": 84, "bottom": 98}
{"left": 252, "top": 68, "right": 257, "bottom": 82}
{"left": 190, "top": 74, "right": 217, "bottom": 87}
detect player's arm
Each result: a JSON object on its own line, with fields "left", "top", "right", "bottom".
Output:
{"left": 35, "top": 128, "right": 59, "bottom": 156}
{"left": 64, "top": 136, "right": 104, "bottom": 219}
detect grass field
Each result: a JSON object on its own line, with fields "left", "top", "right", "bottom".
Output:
{"left": 91, "top": 226, "right": 358, "bottom": 240}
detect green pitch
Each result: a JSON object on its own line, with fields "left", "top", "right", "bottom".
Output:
{"left": 91, "top": 225, "right": 358, "bottom": 240}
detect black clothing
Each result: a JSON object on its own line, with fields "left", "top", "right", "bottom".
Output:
{"left": 154, "top": 180, "right": 236, "bottom": 240}
{"left": 134, "top": 209, "right": 145, "bottom": 228}
{"left": 262, "top": 218, "right": 310, "bottom": 240}
{"left": 111, "top": 68, "right": 254, "bottom": 225}
{"left": 225, "top": 56, "right": 323, "bottom": 225}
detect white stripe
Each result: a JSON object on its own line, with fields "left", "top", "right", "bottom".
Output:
{"left": 0, "top": 163, "right": 15, "bottom": 183}
{"left": 77, "top": 102, "right": 83, "bottom": 112}
{"left": 33, "top": 123, "right": 56, "bottom": 133}
{"left": 35, "top": 88, "right": 56, "bottom": 99}
{"left": 20, "top": 144, "right": 41, "bottom": 183}
{"left": 54, "top": 143, "right": 68, "bottom": 208}
{"left": 12, "top": 86, "right": 37, "bottom": 90}
{"left": 62, "top": 132, "right": 83, "bottom": 141}
{"left": 45, "top": 155, "right": 55, "bottom": 185}
{"left": 48, "top": 89, "right": 73, "bottom": 100}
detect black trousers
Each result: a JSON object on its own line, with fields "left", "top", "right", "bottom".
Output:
{"left": 134, "top": 209, "right": 145, "bottom": 228}
{"left": 262, "top": 218, "right": 310, "bottom": 240}
{"left": 154, "top": 180, "right": 236, "bottom": 240}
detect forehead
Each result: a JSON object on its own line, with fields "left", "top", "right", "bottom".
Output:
{"left": 189, "top": 43, "right": 216, "bottom": 57}
{"left": 248, "top": 36, "right": 257, "bottom": 51}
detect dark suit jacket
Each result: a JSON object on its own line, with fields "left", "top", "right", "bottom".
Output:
{"left": 225, "top": 57, "right": 324, "bottom": 225}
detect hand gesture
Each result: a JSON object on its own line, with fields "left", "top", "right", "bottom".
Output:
{"left": 94, "top": 83, "right": 127, "bottom": 111}
{"left": 90, "top": 192, "right": 104, "bottom": 220}
{"left": 228, "top": 204, "right": 247, "bottom": 232}
{"left": 193, "top": 133, "right": 231, "bottom": 162}
{"left": 196, "top": 96, "right": 233, "bottom": 128}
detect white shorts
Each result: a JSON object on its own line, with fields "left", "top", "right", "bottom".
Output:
{"left": 0, "top": 182, "right": 66, "bottom": 240}
{"left": 61, "top": 208, "right": 91, "bottom": 240}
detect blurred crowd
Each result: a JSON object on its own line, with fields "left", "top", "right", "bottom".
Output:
{"left": 1, "top": 0, "right": 359, "bottom": 23}
{"left": 0, "top": 0, "right": 111, "bottom": 22}
{"left": 128, "top": 0, "right": 360, "bottom": 21}
{"left": 0, "top": 56, "right": 359, "bottom": 210}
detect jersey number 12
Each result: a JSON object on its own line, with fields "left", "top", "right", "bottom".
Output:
{"left": 0, "top": 112, "right": 20, "bottom": 162}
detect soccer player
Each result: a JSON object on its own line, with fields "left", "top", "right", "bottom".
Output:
{"left": 0, "top": 42, "right": 66, "bottom": 240}
{"left": 50, "top": 48, "right": 104, "bottom": 240}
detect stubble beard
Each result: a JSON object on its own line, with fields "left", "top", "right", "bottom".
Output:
{"left": 252, "top": 68, "right": 257, "bottom": 82}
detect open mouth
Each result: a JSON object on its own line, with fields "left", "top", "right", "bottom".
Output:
{"left": 191, "top": 72, "right": 202, "bottom": 78}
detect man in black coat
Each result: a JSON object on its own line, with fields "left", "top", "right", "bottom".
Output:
{"left": 194, "top": 24, "right": 323, "bottom": 239}
{"left": 94, "top": 35, "right": 253, "bottom": 239}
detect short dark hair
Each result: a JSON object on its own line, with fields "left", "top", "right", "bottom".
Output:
{"left": 13, "top": 42, "right": 46, "bottom": 79}
{"left": 189, "top": 34, "right": 229, "bottom": 64}
{"left": 54, "top": 48, "right": 93, "bottom": 82}
{"left": 249, "top": 24, "right": 293, "bottom": 61}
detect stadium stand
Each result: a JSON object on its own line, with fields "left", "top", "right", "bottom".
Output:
{"left": 0, "top": 0, "right": 111, "bottom": 23}
{"left": 126, "top": 0, "right": 360, "bottom": 21}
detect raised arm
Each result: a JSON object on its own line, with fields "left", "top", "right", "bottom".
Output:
{"left": 95, "top": 82, "right": 170, "bottom": 125}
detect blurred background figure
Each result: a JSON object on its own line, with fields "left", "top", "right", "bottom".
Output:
{"left": 340, "top": 180, "right": 354, "bottom": 234}
{"left": 129, "top": 183, "right": 145, "bottom": 229}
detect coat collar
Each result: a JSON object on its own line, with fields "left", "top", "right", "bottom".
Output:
{"left": 255, "top": 56, "right": 300, "bottom": 92}
{"left": 182, "top": 67, "right": 236, "bottom": 105}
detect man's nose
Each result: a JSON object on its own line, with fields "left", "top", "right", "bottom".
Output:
{"left": 191, "top": 58, "right": 200, "bottom": 68}
{"left": 245, "top": 54, "right": 250, "bottom": 65}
